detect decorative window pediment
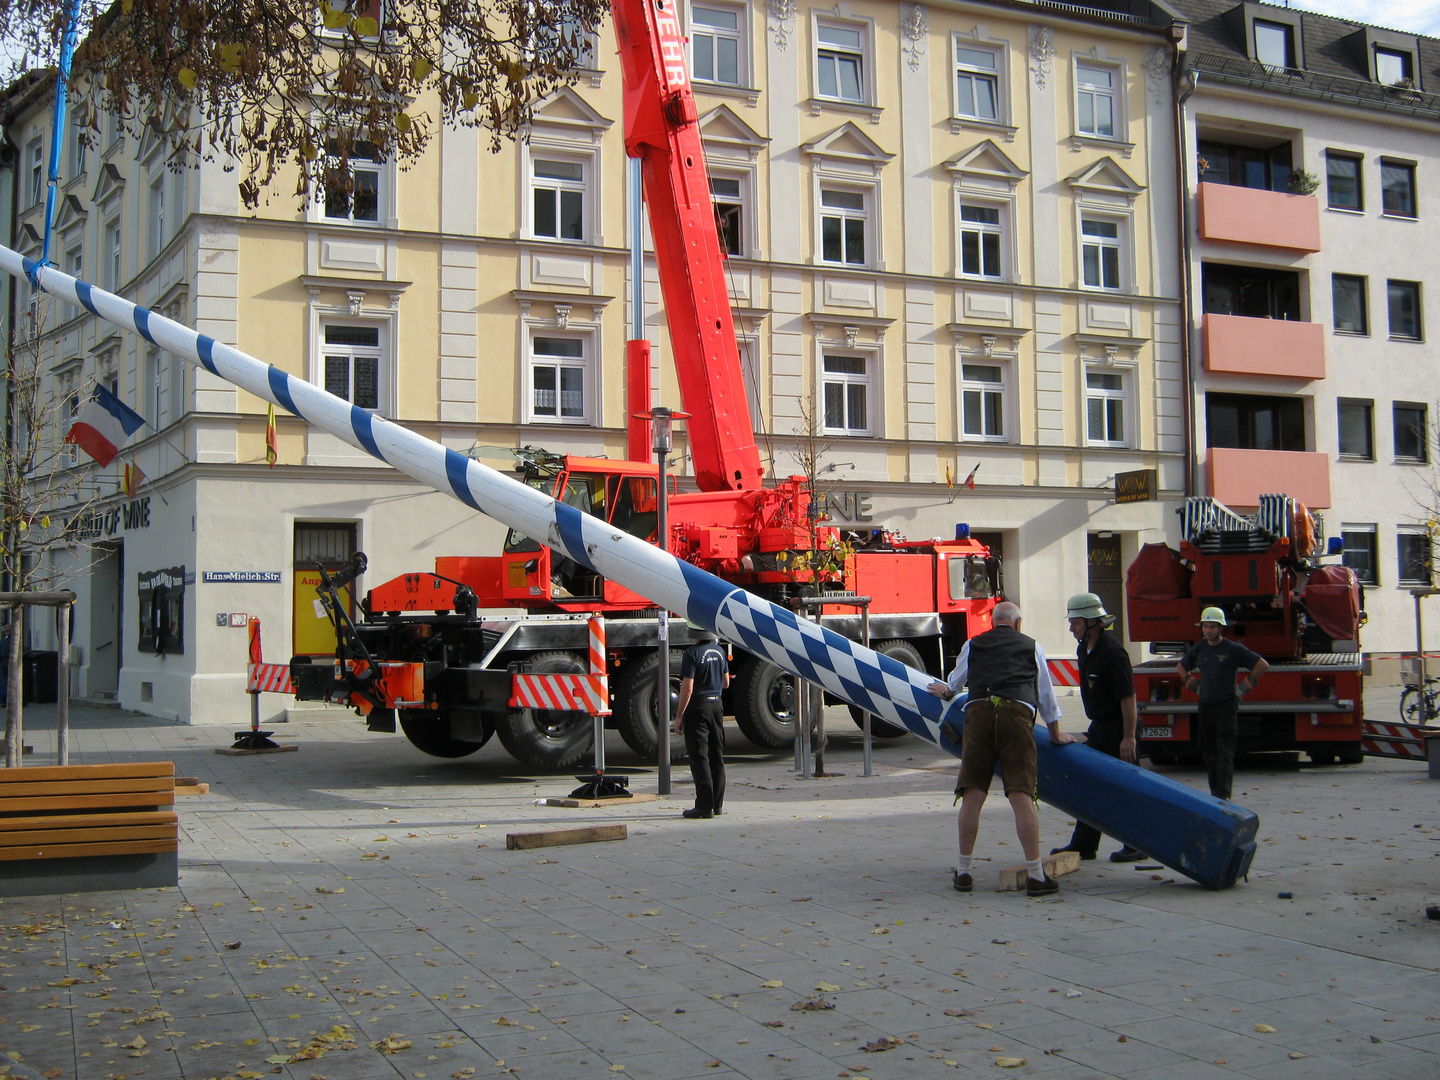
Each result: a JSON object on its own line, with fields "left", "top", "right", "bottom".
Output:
{"left": 530, "top": 86, "right": 614, "bottom": 140}
{"left": 53, "top": 193, "right": 88, "bottom": 233}
{"left": 16, "top": 222, "right": 42, "bottom": 257}
{"left": 1066, "top": 157, "right": 1144, "bottom": 203}
{"left": 802, "top": 121, "right": 893, "bottom": 174}
{"left": 698, "top": 104, "right": 768, "bottom": 161}
{"left": 945, "top": 140, "right": 1027, "bottom": 191}
{"left": 91, "top": 161, "right": 125, "bottom": 207}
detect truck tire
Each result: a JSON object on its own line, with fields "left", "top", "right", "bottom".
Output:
{"left": 731, "top": 654, "right": 796, "bottom": 749}
{"left": 496, "top": 651, "right": 594, "bottom": 769}
{"left": 613, "top": 649, "right": 688, "bottom": 761}
{"left": 398, "top": 708, "right": 487, "bottom": 758}
{"left": 847, "top": 639, "right": 924, "bottom": 739}
{"left": 1336, "top": 742, "right": 1364, "bottom": 765}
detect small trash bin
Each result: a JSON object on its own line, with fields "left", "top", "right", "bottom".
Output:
{"left": 23, "top": 650, "right": 58, "bottom": 704}
{"left": 1428, "top": 734, "right": 1440, "bottom": 781}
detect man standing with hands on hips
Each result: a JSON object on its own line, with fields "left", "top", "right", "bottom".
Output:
{"left": 1176, "top": 607, "right": 1269, "bottom": 801}
{"left": 674, "top": 624, "right": 729, "bottom": 820}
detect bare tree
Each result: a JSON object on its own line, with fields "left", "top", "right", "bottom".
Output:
{"left": 784, "top": 397, "right": 855, "bottom": 594}
{"left": 3, "top": 0, "right": 609, "bottom": 208}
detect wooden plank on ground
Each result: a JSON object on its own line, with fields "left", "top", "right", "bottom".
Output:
{"left": 506, "top": 824, "right": 627, "bottom": 850}
{"left": 0, "top": 762, "right": 173, "bottom": 784}
{"left": 215, "top": 744, "right": 300, "bottom": 756}
{"left": 996, "top": 850, "right": 1082, "bottom": 892}
{"left": 175, "top": 784, "right": 210, "bottom": 795}
{"left": 543, "top": 793, "right": 659, "bottom": 809}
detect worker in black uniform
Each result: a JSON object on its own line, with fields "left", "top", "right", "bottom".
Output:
{"left": 673, "top": 623, "right": 730, "bottom": 819}
{"left": 1051, "top": 592, "right": 1145, "bottom": 863}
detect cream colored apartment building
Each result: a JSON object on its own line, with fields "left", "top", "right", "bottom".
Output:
{"left": 5, "top": 0, "right": 1184, "bottom": 726}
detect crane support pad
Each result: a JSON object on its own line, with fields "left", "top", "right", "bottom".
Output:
{"left": 506, "top": 825, "right": 627, "bottom": 850}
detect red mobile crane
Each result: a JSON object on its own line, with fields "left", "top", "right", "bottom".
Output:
{"left": 1127, "top": 494, "right": 1365, "bottom": 765}
{"left": 288, "top": 0, "right": 1002, "bottom": 768}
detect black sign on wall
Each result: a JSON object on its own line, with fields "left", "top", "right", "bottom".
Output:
{"left": 139, "top": 566, "right": 185, "bottom": 656}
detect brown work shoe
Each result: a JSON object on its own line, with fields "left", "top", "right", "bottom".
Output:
{"left": 1026, "top": 875, "right": 1059, "bottom": 898}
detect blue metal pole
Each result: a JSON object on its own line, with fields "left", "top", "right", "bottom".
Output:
{"left": 37, "top": 0, "right": 86, "bottom": 272}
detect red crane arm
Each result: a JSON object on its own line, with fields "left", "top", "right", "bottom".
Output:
{"left": 613, "top": 0, "right": 765, "bottom": 492}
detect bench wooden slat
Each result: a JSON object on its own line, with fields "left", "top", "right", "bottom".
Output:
{"left": 0, "top": 777, "right": 180, "bottom": 798}
{"left": 0, "top": 837, "right": 178, "bottom": 861}
{"left": 0, "top": 791, "right": 176, "bottom": 813}
{"left": 0, "top": 823, "right": 178, "bottom": 849}
{"left": 0, "top": 762, "right": 174, "bottom": 784}
{"left": 0, "top": 810, "right": 177, "bottom": 832}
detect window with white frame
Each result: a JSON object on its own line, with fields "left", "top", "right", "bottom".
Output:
{"left": 143, "top": 348, "right": 162, "bottom": 423}
{"left": 819, "top": 187, "right": 867, "bottom": 266}
{"left": 1085, "top": 369, "right": 1127, "bottom": 447}
{"left": 1075, "top": 62, "right": 1117, "bottom": 139}
{"left": 64, "top": 245, "right": 83, "bottom": 322}
{"left": 27, "top": 138, "right": 43, "bottom": 207}
{"left": 148, "top": 174, "right": 165, "bottom": 258}
{"left": 169, "top": 355, "right": 186, "bottom": 425}
{"left": 323, "top": 140, "right": 381, "bottom": 224}
{"left": 710, "top": 174, "right": 745, "bottom": 256}
{"left": 961, "top": 362, "right": 1006, "bottom": 441}
{"left": 322, "top": 324, "right": 383, "bottom": 410}
{"left": 816, "top": 21, "right": 866, "bottom": 102}
{"left": 1398, "top": 527, "right": 1432, "bottom": 586}
{"left": 959, "top": 203, "right": 1004, "bottom": 279}
{"left": 530, "top": 334, "right": 589, "bottom": 422}
{"left": 106, "top": 219, "right": 122, "bottom": 291}
{"left": 1342, "top": 525, "right": 1378, "bottom": 585}
{"left": 71, "top": 124, "right": 87, "bottom": 179}
{"left": 821, "top": 353, "right": 871, "bottom": 436}
{"left": 1080, "top": 217, "right": 1122, "bottom": 290}
{"left": 954, "top": 43, "right": 1001, "bottom": 122}
{"left": 531, "top": 156, "right": 587, "bottom": 241}
{"left": 691, "top": 3, "right": 744, "bottom": 86}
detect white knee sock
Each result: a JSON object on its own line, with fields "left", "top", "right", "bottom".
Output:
{"left": 1025, "top": 857, "right": 1044, "bottom": 880}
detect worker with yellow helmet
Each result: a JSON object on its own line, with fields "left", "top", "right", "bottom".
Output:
{"left": 1176, "top": 607, "right": 1270, "bottom": 801}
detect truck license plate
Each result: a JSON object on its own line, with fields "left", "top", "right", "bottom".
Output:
{"left": 1140, "top": 726, "right": 1173, "bottom": 739}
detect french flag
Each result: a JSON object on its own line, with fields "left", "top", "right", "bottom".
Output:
{"left": 65, "top": 383, "right": 147, "bottom": 467}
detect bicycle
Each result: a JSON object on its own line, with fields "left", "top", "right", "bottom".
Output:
{"left": 1399, "top": 674, "right": 1440, "bottom": 724}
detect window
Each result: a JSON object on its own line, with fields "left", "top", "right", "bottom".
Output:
{"left": 958, "top": 203, "right": 1003, "bottom": 279}
{"left": 1375, "top": 47, "right": 1412, "bottom": 86}
{"left": 1331, "top": 274, "right": 1367, "bottom": 334}
{"left": 1393, "top": 402, "right": 1427, "bottom": 462}
{"left": 961, "top": 363, "right": 1005, "bottom": 441}
{"left": 1075, "top": 63, "right": 1116, "bottom": 138}
{"left": 1254, "top": 21, "right": 1293, "bottom": 70}
{"left": 1200, "top": 139, "right": 1292, "bottom": 193}
{"left": 821, "top": 354, "right": 870, "bottom": 435}
{"left": 530, "top": 335, "right": 587, "bottom": 422}
{"left": 1085, "top": 370, "right": 1126, "bottom": 447}
{"left": 692, "top": 4, "right": 743, "bottom": 86}
{"left": 1398, "top": 529, "right": 1432, "bottom": 586}
{"left": 148, "top": 175, "right": 166, "bottom": 259}
{"left": 169, "top": 356, "right": 186, "bottom": 425}
{"left": 1387, "top": 280, "right": 1422, "bottom": 340}
{"left": 107, "top": 220, "right": 122, "bottom": 291}
{"left": 1381, "top": 160, "right": 1415, "bottom": 217}
{"left": 144, "top": 349, "right": 162, "bottom": 422}
{"left": 27, "top": 139, "right": 42, "bottom": 207}
{"left": 323, "top": 140, "right": 381, "bottom": 224}
{"left": 954, "top": 44, "right": 999, "bottom": 121}
{"left": 319, "top": 0, "right": 381, "bottom": 37}
{"left": 1080, "top": 218, "right": 1121, "bottom": 290}
{"left": 532, "top": 158, "right": 586, "bottom": 241}
{"left": 71, "top": 125, "right": 87, "bottom": 178}
{"left": 1325, "top": 152, "right": 1362, "bottom": 210}
{"left": 1202, "top": 263, "right": 1300, "bottom": 321}
{"left": 816, "top": 22, "right": 865, "bottom": 102}
{"left": 1205, "top": 393, "right": 1305, "bottom": 451}
{"left": 820, "top": 187, "right": 867, "bottom": 266}
{"left": 1337, "top": 399, "right": 1373, "bottom": 459}
{"left": 322, "top": 324, "right": 382, "bottom": 410}
{"left": 1342, "top": 527, "right": 1378, "bottom": 585}
{"left": 64, "top": 247, "right": 82, "bottom": 321}
{"left": 711, "top": 175, "right": 743, "bottom": 256}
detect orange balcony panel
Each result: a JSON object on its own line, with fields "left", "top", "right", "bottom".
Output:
{"left": 1197, "top": 182, "right": 1322, "bottom": 252}
{"left": 1202, "top": 314, "right": 1326, "bottom": 379}
{"left": 1207, "top": 448, "right": 1331, "bottom": 509}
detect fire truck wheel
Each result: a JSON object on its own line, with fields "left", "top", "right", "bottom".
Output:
{"left": 847, "top": 639, "right": 924, "bottom": 738}
{"left": 397, "top": 709, "right": 487, "bottom": 758}
{"left": 1336, "top": 742, "right": 1364, "bottom": 765}
{"left": 496, "top": 651, "right": 595, "bottom": 769}
{"left": 731, "top": 655, "right": 796, "bottom": 749}
{"left": 613, "top": 649, "right": 688, "bottom": 761}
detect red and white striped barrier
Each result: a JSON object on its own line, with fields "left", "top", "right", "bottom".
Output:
{"left": 509, "top": 615, "right": 611, "bottom": 716}
{"left": 1048, "top": 658, "right": 1081, "bottom": 687}
{"left": 1362, "top": 719, "right": 1435, "bottom": 760}
{"left": 247, "top": 662, "right": 295, "bottom": 694}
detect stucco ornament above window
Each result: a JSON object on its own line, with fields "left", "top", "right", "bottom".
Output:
{"left": 1146, "top": 45, "right": 1170, "bottom": 104}
{"left": 768, "top": 0, "right": 797, "bottom": 51}
{"left": 1029, "top": 26, "right": 1054, "bottom": 88}
{"left": 902, "top": 6, "right": 928, "bottom": 71}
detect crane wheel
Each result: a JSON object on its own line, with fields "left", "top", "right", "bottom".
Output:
{"left": 614, "top": 649, "right": 688, "bottom": 761}
{"left": 847, "top": 639, "right": 923, "bottom": 739}
{"left": 731, "top": 655, "right": 796, "bottom": 749}
{"left": 398, "top": 708, "right": 487, "bottom": 758}
{"left": 496, "top": 651, "right": 594, "bottom": 769}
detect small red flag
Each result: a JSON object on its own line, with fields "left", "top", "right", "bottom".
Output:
{"left": 964, "top": 463, "right": 980, "bottom": 491}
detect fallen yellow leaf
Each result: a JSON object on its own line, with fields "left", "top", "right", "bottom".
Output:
{"left": 761, "top": 980, "right": 783, "bottom": 988}
{"left": 996, "top": 1057, "right": 1027, "bottom": 1068}
{"left": 816, "top": 982, "right": 841, "bottom": 993}
{"left": 1255, "top": 1024, "right": 1277, "bottom": 1034}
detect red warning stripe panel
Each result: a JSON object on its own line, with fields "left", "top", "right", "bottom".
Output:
{"left": 1048, "top": 659, "right": 1081, "bottom": 687}
{"left": 509, "top": 674, "right": 611, "bottom": 716}
{"left": 247, "top": 663, "right": 295, "bottom": 694}
{"left": 1361, "top": 719, "right": 1431, "bottom": 759}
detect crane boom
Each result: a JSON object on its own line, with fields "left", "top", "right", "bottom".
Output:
{"left": 613, "top": 0, "right": 764, "bottom": 492}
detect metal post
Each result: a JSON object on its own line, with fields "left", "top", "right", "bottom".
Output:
{"left": 1416, "top": 590, "right": 1427, "bottom": 690}
{"left": 56, "top": 603, "right": 70, "bottom": 766}
{"left": 861, "top": 605, "right": 872, "bottom": 777}
{"left": 650, "top": 407, "right": 681, "bottom": 796}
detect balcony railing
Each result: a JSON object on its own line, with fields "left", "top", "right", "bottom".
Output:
{"left": 1197, "top": 183, "right": 1322, "bottom": 252}
{"left": 1207, "top": 447, "right": 1331, "bottom": 509}
{"left": 1202, "top": 314, "right": 1325, "bottom": 380}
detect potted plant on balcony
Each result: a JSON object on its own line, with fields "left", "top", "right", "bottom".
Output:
{"left": 1287, "top": 169, "right": 1320, "bottom": 196}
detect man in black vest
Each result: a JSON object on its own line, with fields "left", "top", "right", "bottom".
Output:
{"left": 673, "top": 624, "right": 730, "bottom": 819}
{"left": 928, "top": 602, "right": 1075, "bottom": 897}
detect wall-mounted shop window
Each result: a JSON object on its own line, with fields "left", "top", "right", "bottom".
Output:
{"left": 138, "top": 566, "right": 185, "bottom": 656}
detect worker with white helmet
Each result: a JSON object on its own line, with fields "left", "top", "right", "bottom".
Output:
{"left": 1051, "top": 592, "right": 1145, "bottom": 864}
{"left": 1176, "top": 607, "right": 1270, "bottom": 801}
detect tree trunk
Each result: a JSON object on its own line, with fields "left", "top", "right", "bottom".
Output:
{"left": 4, "top": 604, "right": 22, "bottom": 767}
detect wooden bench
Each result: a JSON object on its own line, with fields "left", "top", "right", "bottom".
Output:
{"left": 0, "top": 761, "right": 179, "bottom": 897}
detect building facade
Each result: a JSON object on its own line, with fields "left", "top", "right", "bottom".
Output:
{"left": 5, "top": 0, "right": 1184, "bottom": 726}
{"left": 1172, "top": 0, "right": 1440, "bottom": 666}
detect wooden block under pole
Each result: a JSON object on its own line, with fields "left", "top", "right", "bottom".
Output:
{"left": 996, "top": 849, "right": 1082, "bottom": 892}
{"left": 505, "top": 824, "right": 628, "bottom": 850}
{"left": 215, "top": 744, "right": 299, "bottom": 756}
{"left": 543, "top": 793, "right": 659, "bottom": 809}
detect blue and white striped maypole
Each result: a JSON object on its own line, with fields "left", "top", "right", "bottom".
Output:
{"left": 0, "top": 247, "right": 1258, "bottom": 889}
